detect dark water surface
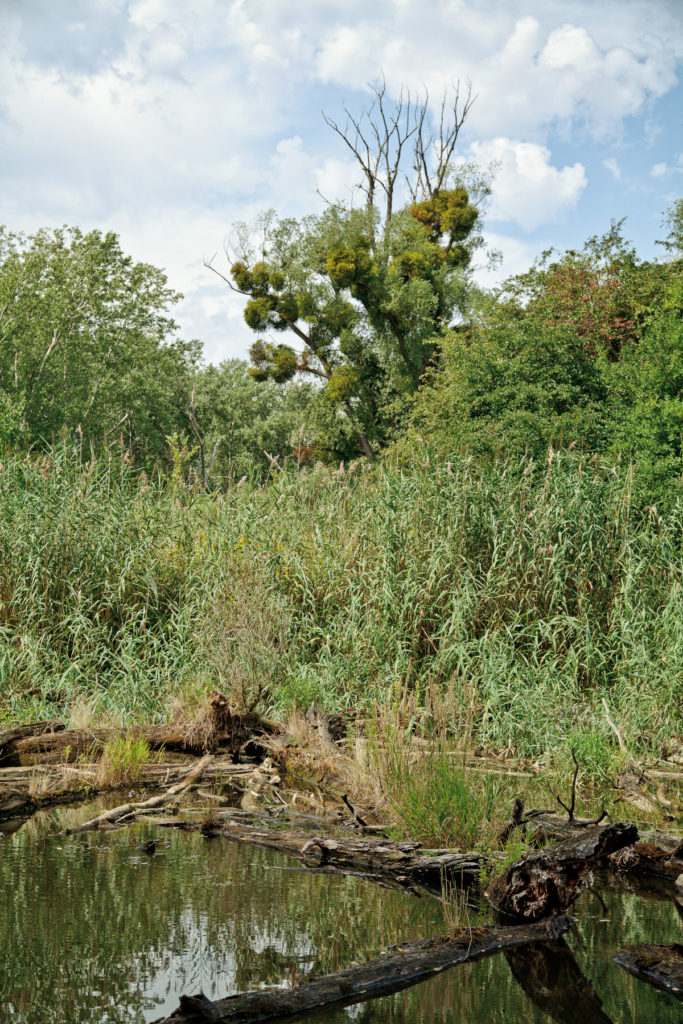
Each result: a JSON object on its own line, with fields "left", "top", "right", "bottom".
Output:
{"left": 0, "top": 802, "right": 680, "bottom": 1024}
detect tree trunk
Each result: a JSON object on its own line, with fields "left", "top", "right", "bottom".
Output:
{"left": 152, "top": 916, "right": 572, "bottom": 1023}
{"left": 487, "top": 823, "right": 638, "bottom": 921}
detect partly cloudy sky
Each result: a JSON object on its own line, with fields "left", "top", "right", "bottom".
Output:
{"left": 1, "top": 0, "right": 682, "bottom": 363}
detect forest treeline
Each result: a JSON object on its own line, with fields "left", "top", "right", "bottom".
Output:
{"left": 1, "top": 82, "right": 682, "bottom": 505}
{"left": 0, "top": 196, "right": 682, "bottom": 757}
{"left": 1, "top": 196, "right": 681, "bottom": 505}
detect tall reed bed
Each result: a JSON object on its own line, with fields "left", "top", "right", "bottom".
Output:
{"left": 0, "top": 445, "right": 680, "bottom": 765}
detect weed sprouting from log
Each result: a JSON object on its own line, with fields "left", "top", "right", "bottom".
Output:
{"left": 96, "top": 735, "right": 156, "bottom": 788}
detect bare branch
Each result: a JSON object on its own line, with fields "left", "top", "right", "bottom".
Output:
{"left": 412, "top": 81, "right": 476, "bottom": 200}
{"left": 204, "top": 254, "right": 247, "bottom": 294}
{"left": 324, "top": 79, "right": 474, "bottom": 227}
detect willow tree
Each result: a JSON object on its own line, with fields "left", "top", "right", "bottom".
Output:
{"left": 209, "top": 82, "right": 484, "bottom": 459}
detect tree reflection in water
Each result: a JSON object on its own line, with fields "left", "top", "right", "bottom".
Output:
{"left": 0, "top": 804, "right": 680, "bottom": 1023}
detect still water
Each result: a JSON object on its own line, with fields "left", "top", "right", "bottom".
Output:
{"left": 0, "top": 803, "right": 680, "bottom": 1024}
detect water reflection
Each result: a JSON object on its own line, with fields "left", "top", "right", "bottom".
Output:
{"left": 505, "top": 941, "right": 613, "bottom": 1024}
{"left": 0, "top": 805, "right": 680, "bottom": 1023}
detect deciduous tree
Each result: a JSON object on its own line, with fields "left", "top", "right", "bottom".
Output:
{"left": 209, "top": 83, "right": 484, "bottom": 458}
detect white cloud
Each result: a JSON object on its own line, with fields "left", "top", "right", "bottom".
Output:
{"left": 467, "top": 139, "right": 587, "bottom": 230}
{"left": 269, "top": 136, "right": 362, "bottom": 213}
{"left": 473, "top": 231, "right": 538, "bottom": 290}
{"left": 651, "top": 155, "right": 683, "bottom": 177}
{"left": 0, "top": 1, "right": 681, "bottom": 361}
{"left": 314, "top": 6, "right": 681, "bottom": 141}
{"left": 603, "top": 158, "right": 622, "bottom": 181}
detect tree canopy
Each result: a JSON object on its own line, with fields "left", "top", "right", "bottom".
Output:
{"left": 210, "top": 84, "right": 485, "bottom": 458}
{"left": 0, "top": 225, "right": 196, "bottom": 460}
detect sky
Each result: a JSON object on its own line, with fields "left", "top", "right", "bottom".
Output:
{"left": 1, "top": 0, "right": 682, "bottom": 365}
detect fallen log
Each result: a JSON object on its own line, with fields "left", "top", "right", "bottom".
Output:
{"left": 152, "top": 915, "right": 572, "bottom": 1023}
{"left": 0, "top": 713, "right": 278, "bottom": 766}
{"left": 64, "top": 754, "right": 215, "bottom": 833}
{"left": 524, "top": 811, "right": 683, "bottom": 889}
{"left": 151, "top": 816, "right": 484, "bottom": 889}
{"left": 613, "top": 943, "right": 683, "bottom": 1000}
{"left": 0, "top": 720, "right": 65, "bottom": 763}
{"left": 0, "top": 719, "right": 64, "bottom": 747}
{"left": 487, "top": 823, "right": 638, "bottom": 921}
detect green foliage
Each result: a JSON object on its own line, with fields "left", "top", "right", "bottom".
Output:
{"left": 409, "top": 186, "right": 478, "bottom": 264}
{"left": 406, "top": 212, "right": 683, "bottom": 505}
{"left": 229, "top": 186, "right": 481, "bottom": 457}
{"left": 0, "top": 225, "right": 195, "bottom": 463}
{"left": 411, "top": 318, "right": 608, "bottom": 461}
{"left": 606, "top": 271, "right": 683, "bottom": 502}
{"left": 96, "top": 734, "right": 157, "bottom": 787}
{"left": 381, "top": 736, "right": 501, "bottom": 850}
{"left": 3, "top": 445, "right": 680, "bottom": 770}
{"left": 190, "top": 359, "right": 314, "bottom": 482}
{"left": 658, "top": 197, "right": 683, "bottom": 256}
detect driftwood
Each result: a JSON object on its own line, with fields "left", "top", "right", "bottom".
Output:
{"left": 64, "top": 754, "right": 215, "bottom": 833}
{"left": 487, "top": 823, "right": 638, "bottom": 921}
{"left": 0, "top": 759, "right": 259, "bottom": 823}
{"left": 152, "top": 816, "right": 484, "bottom": 890}
{"left": 613, "top": 943, "right": 683, "bottom": 1000}
{"left": 153, "top": 915, "right": 572, "bottom": 1023}
{"left": 524, "top": 811, "right": 683, "bottom": 888}
{"left": 0, "top": 711, "right": 277, "bottom": 766}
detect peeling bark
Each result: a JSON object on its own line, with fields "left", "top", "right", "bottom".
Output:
{"left": 487, "top": 823, "right": 638, "bottom": 921}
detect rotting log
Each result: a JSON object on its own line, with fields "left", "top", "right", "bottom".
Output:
{"left": 487, "top": 823, "right": 638, "bottom": 921}
{"left": 0, "top": 720, "right": 65, "bottom": 764}
{"left": 524, "top": 811, "right": 683, "bottom": 889}
{"left": 0, "top": 712, "right": 279, "bottom": 767}
{"left": 0, "top": 728, "right": 113, "bottom": 765}
{"left": 613, "top": 944, "right": 683, "bottom": 1000}
{"left": 152, "top": 915, "right": 572, "bottom": 1024}
{"left": 0, "top": 719, "right": 64, "bottom": 748}
{"left": 151, "top": 817, "right": 485, "bottom": 890}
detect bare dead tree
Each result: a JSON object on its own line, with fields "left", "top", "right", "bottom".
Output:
{"left": 323, "top": 78, "right": 475, "bottom": 231}
{"left": 410, "top": 81, "right": 475, "bottom": 201}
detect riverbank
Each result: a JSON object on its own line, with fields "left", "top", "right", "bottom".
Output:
{"left": 1, "top": 446, "right": 681, "bottom": 785}
{"left": 2, "top": 702, "right": 681, "bottom": 1020}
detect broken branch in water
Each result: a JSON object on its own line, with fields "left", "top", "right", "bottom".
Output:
{"left": 152, "top": 915, "right": 573, "bottom": 1023}
{"left": 63, "top": 754, "right": 215, "bottom": 834}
